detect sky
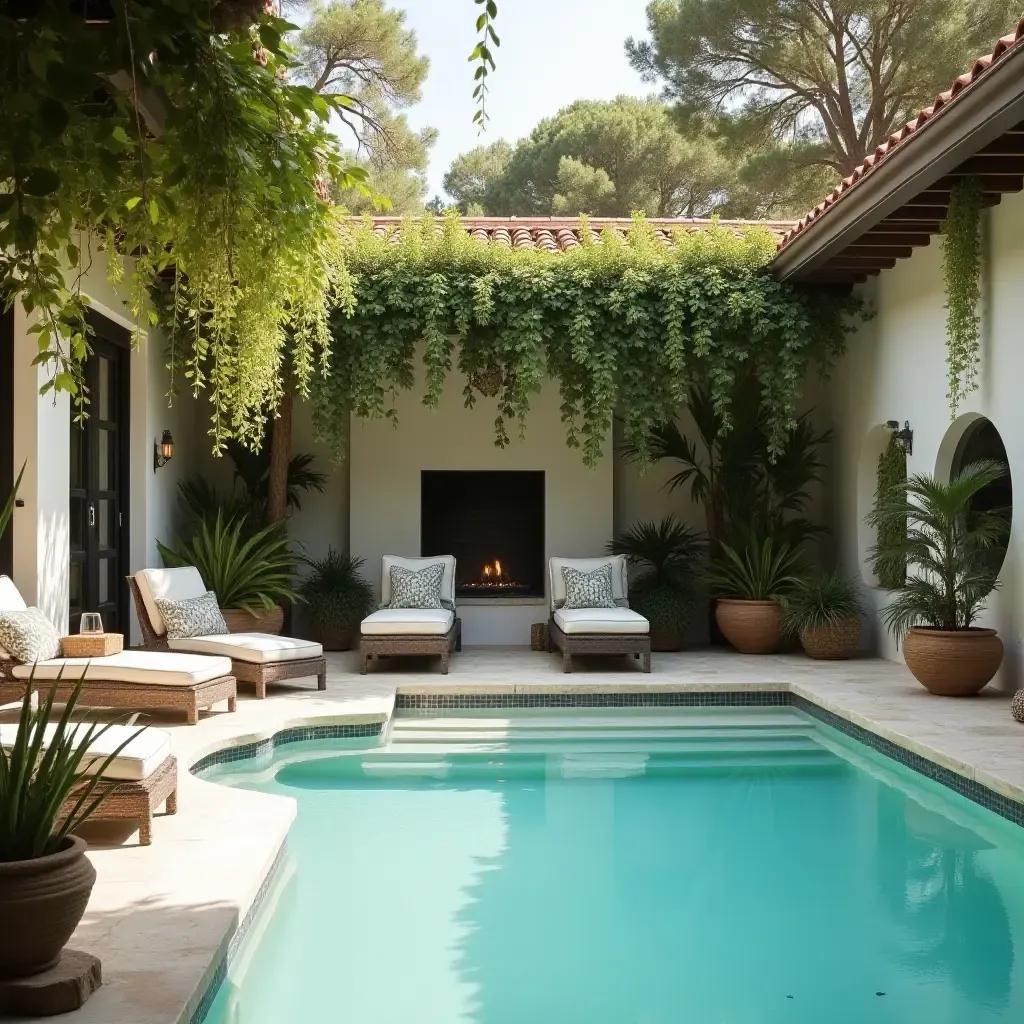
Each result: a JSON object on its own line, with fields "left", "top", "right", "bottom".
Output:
{"left": 397, "top": 0, "right": 655, "bottom": 200}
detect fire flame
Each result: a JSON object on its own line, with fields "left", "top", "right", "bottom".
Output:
{"left": 481, "top": 559, "right": 505, "bottom": 580}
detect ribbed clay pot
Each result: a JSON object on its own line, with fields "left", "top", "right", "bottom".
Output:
{"left": 903, "top": 626, "right": 1003, "bottom": 696}
{"left": 715, "top": 599, "right": 783, "bottom": 655}
{"left": 799, "top": 618, "right": 861, "bottom": 661}
{"left": 221, "top": 605, "right": 284, "bottom": 635}
{"left": 0, "top": 835, "right": 96, "bottom": 978}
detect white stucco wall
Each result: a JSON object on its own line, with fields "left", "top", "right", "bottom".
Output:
{"left": 829, "top": 188, "right": 1024, "bottom": 691}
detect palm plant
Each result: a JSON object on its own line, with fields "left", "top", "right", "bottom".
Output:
{"left": 783, "top": 571, "right": 863, "bottom": 634}
{"left": 866, "top": 460, "right": 1009, "bottom": 642}
{"left": 157, "top": 511, "right": 299, "bottom": 611}
{"left": 299, "top": 549, "right": 374, "bottom": 648}
{"left": 1, "top": 670, "right": 143, "bottom": 861}
{"left": 707, "top": 532, "right": 802, "bottom": 602}
{"left": 226, "top": 440, "right": 326, "bottom": 514}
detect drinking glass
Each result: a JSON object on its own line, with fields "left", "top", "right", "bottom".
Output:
{"left": 80, "top": 612, "right": 104, "bottom": 635}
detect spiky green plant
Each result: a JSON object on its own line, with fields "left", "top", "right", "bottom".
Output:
{"left": 0, "top": 461, "right": 26, "bottom": 545}
{"left": 299, "top": 549, "right": 374, "bottom": 632}
{"left": 866, "top": 460, "right": 1009, "bottom": 642}
{"left": 157, "top": 511, "right": 298, "bottom": 611}
{"left": 707, "top": 532, "right": 802, "bottom": 602}
{"left": 0, "top": 670, "right": 144, "bottom": 861}
{"left": 783, "top": 571, "right": 863, "bottom": 635}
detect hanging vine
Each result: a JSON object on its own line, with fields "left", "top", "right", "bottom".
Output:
{"left": 874, "top": 433, "right": 908, "bottom": 589}
{"left": 940, "top": 178, "right": 984, "bottom": 417}
{"left": 314, "top": 214, "right": 860, "bottom": 467}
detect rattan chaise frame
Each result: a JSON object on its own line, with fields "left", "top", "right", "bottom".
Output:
{"left": 360, "top": 617, "right": 462, "bottom": 675}
{"left": 129, "top": 578, "right": 327, "bottom": 699}
{"left": 547, "top": 616, "right": 651, "bottom": 673}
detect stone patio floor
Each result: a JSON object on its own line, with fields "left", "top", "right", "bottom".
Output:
{"left": 7, "top": 647, "right": 1023, "bottom": 1024}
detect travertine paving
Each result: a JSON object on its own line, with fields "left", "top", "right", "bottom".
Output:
{"left": 8, "top": 648, "right": 1021, "bottom": 1024}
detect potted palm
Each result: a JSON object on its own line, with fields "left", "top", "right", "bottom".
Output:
{"left": 0, "top": 673, "right": 142, "bottom": 977}
{"left": 707, "top": 533, "right": 802, "bottom": 654}
{"left": 158, "top": 511, "right": 298, "bottom": 634}
{"left": 866, "top": 460, "right": 1009, "bottom": 696}
{"left": 298, "top": 550, "right": 374, "bottom": 651}
{"left": 784, "top": 571, "right": 863, "bottom": 660}
{"left": 609, "top": 516, "right": 705, "bottom": 651}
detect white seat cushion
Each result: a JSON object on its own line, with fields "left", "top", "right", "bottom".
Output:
{"left": 0, "top": 575, "right": 27, "bottom": 612}
{"left": 0, "top": 722, "right": 171, "bottom": 783}
{"left": 12, "top": 650, "right": 232, "bottom": 686}
{"left": 361, "top": 608, "right": 455, "bottom": 636}
{"left": 548, "top": 556, "right": 629, "bottom": 610}
{"left": 554, "top": 607, "right": 650, "bottom": 635}
{"left": 134, "top": 567, "right": 208, "bottom": 636}
{"left": 167, "top": 633, "right": 323, "bottom": 664}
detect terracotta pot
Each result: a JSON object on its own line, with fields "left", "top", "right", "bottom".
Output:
{"left": 648, "top": 621, "right": 684, "bottom": 652}
{"left": 0, "top": 835, "right": 96, "bottom": 978}
{"left": 715, "top": 599, "right": 783, "bottom": 655}
{"left": 221, "top": 605, "right": 284, "bottom": 635}
{"left": 799, "top": 618, "right": 861, "bottom": 661}
{"left": 316, "top": 623, "right": 357, "bottom": 652}
{"left": 903, "top": 626, "right": 1003, "bottom": 696}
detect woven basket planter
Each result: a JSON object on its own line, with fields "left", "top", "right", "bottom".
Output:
{"left": 221, "top": 605, "right": 284, "bottom": 635}
{"left": 530, "top": 622, "right": 548, "bottom": 652}
{"left": 903, "top": 627, "right": 1003, "bottom": 696}
{"left": 799, "top": 618, "right": 861, "bottom": 661}
{"left": 316, "top": 623, "right": 358, "bottom": 652}
{"left": 648, "top": 621, "right": 684, "bottom": 652}
{"left": 715, "top": 599, "right": 783, "bottom": 655}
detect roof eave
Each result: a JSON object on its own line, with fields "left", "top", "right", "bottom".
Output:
{"left": 773, "top": 42, "right": 1024, "bottom": 281}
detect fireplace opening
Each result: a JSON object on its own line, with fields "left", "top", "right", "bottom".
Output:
{"left": 421, "top": 471, "right": 544, "bottom": 598}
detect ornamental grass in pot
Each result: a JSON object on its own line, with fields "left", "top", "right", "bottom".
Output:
{"left": 707, "top": 533, "right": 801, "bottom": 654}
{"left": 866, "top": 460, "right": 1009, "bottom": 696}
{"left": 158, "top": 511, "right": 298, "bottom": 634}
{"left": 609, "top": 516, "right": 705, "bottom": 651}
{"left": 0, "top": 671, "right": 143, "bottom": 978}
{"left": 784, "top": 571, "right": 863, "bottom": 660}
{"left": 298, "top": 549, "right": 374, "bottom": 651}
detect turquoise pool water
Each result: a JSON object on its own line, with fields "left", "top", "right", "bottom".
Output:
{"left": 203, "top": 709, "right": 1024, "bottom": 1023}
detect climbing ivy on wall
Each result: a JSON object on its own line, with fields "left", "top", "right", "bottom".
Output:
{"left": 874, "top": 433, "right": 908, "bottom": 589}
{"left": 940, "top": 178, "right": 984, "bottom": 418}
{"left": 315, "top": 215, "right": 860, "bottom": 467}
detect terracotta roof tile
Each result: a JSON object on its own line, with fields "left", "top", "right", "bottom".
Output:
{"left": 778, "top": 17, "right": 1024, "bottom": 250}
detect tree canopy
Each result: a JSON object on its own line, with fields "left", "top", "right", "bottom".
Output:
{"left": 443, "top": 140, "right": 513, "bottom": 215}
{"left": 627, "top": 0, "right": 1021, "bottom": 183}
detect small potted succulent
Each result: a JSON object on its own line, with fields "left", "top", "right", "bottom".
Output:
{"left": 298, "top": 549, "right": 374, "bottom": 651}
{"left": 609, "top": 516, "right": 705, "bottom": 651}
{"left": 0, "top": 673, "right": 142, "bottom": 978}
{"left": 866, "top": 460, "right": 1009, "bottom": 696}
{"left": 708, "top": 533, "right": 801, "bottom": 654}
{"left": 784, "top": 571, "right": 863, "bottom": 660}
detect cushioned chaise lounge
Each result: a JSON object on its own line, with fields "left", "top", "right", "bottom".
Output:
{"left": 131, "top": 567, "right": 326, "bottom": 698}
{"left": 547, "top": 556, "right": 651, "bottom": 673}
{"left": 0, "top": 721, "right": 178, "bottom": 846}
{"left": 0, "top": 575, "right": 236, "bottom": 723}
{"left": 359, "top": 555, "right": 462, "bottom": 674}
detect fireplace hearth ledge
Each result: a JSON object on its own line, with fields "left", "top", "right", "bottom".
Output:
{"left": 457, "top": 596, "right": 548, "bottom": 607}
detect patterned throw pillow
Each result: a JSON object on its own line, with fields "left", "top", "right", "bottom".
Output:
{"left": 156, "top": 591, "right": 229, "bottom": 639}
{"left": 0, "top": 608, "right": 61, "bottom": 662}
{"left": 389, "top": 563, "right": 445, "bottom": 610}
{"left": 561, "top": 564, "right": 616, "bottom": 610}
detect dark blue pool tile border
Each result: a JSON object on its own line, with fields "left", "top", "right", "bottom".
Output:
{"left": 395, "top": 691, "right": 790, "bottom": 709}
{"left": 190, "top": 722, "right": 383, "bottom": 775}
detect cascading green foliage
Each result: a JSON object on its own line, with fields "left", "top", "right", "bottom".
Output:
{"left": 874, "top": 433, "right": 908, "bottom": 589}
{"left": 317, "top": 215, "right": 858, "bottom": 466}
{"left": 941, "top": 178, "right": 984, "bottom": 416}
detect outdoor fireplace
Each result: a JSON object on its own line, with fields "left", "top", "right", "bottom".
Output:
{"left": 421, "top": 471, "right": 544, "bottom": 598}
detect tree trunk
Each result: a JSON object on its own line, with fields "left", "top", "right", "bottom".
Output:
{"left": 267, "top": 391, "right": 293, "bottom": 525}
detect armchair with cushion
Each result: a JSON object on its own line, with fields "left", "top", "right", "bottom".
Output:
{"left": 547, "top": 556, "right": 651, "bottom": 673}
{"left": 359, "top": 555, "right": 461, "bottom": 674}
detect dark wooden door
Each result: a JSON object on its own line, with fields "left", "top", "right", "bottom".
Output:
{"left": 0, "top": 308, "right": 13, "bottom": 579}
{"left": 69, "top": 317, "right": 130, "bottom": 633}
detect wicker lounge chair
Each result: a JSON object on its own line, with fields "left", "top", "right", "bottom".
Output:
{"left": 0, "top": 721, "right": 178, "bottom": 846}
{"left": 546, "top": 556, "right": 651, "bottom": 673}
{"left": 130, "top": 568, "right": 326, "bottom": 699}
{"left": 359, "top": 555, "right": 462, "bottom": 674}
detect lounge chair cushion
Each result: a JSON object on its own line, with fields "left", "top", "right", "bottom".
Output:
{"left": 167, "top": 633, "right": 323, "bottom": 664}
{"left": 134, "top": 567, "right": 208, "bottom": 636}
{"left": 11, "top": 650, "right": 232, "bottom": 686}
{"left": 554, "top": 607, "right": 650, "bottom": 635}
{"left": 360, "top": 608, "right": 455, "bottom": 636}
{"left": 0, "top": 575, "right": 27, "bottom": 612}
{"left": 549, "top": 556, "right": 629, "bottom": 611}
{"left": 0, "top": 722, "right": 171, "bottom": 783}
{"left": 381, "top": 555, "right": 456, "bottom": 607}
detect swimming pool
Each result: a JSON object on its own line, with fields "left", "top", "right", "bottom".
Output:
{"left": 201, "top": 707, "right": 1024, "bottom": 1023}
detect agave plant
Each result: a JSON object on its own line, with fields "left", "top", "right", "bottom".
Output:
{"left": 707, "top": 532, "right": 802, "bottom": 602}
{"left": 299, "top": 549, "right": 374, "bottom": 633}
{"left": 783, "top": 571, "right": 863, "bottom": 635}
{"left": 1, "top": 670, "right": 143, "bottom": 862}
{"left": 158, "top": 511, "right": 298, "bottom": 611}
{"left": 866, "top": 460, "right": 1009, "bottom": 642}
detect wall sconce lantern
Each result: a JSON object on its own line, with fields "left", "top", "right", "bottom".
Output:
{"left": 154, "top": 429, "right": 174, "bottom": 471}
{"left": 885, "top": 419, "right": 914, "bottom": 457}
